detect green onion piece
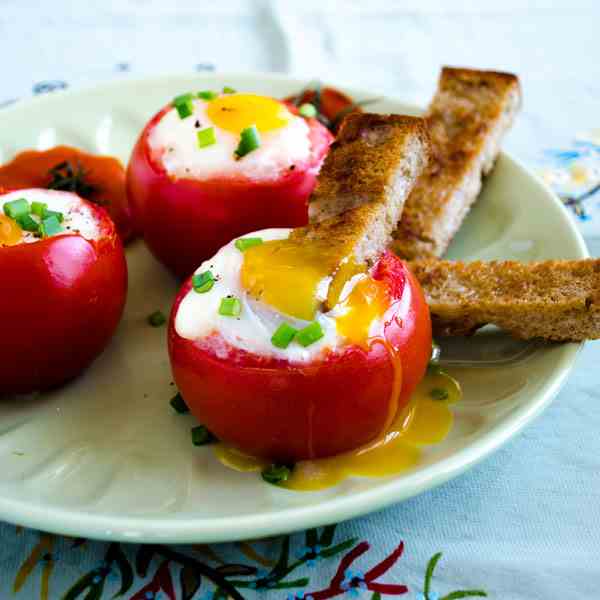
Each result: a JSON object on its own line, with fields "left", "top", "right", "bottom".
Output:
{"left": 222, "top": 86, "right": 236, "bottom": 94}
{"left": 219, "top": 296, "right": 242, "bottom": 317}
{"left": 271, "top": 322, "right": 298, "bottom": 349}
{"left": 429, "top": 388, "right": 449, "bottom": 401}
{"left": 296, "top": 321, "right": 324, "bottom": 347}
{"left": 31, "top": 201, "right": 48, "bottom": 217}
{"left": 235, "top": 125, "right": 261, "bottom": 158}
{"left": 234, "top": 237, "right": 263, "bottom": 252}
{"left": 192, "top": 270, "right": 215, "bottom": 293}
{"left": 3, "top": 198, "right": 29, "bottom": 219}
{"left": 42, "top": 209, "right": 64, "bottom": 223}
{"left": 262, "top": 464, "right": 292, "bottom": 485}
{"left": 191, "top": 425, "right": 216, "bottom": 446}
{"left": 197, "top": 127, "right": 217, "bottom": 149}
{"left": 147, "top": 310, "right": 166, "bottom": 327}
{"left": 39, "top": 215, "right": 63, "bottom": 238}
{"left": 197, "top": 90, "right": 218, "bottom": 101}
{"left": 16, "top": 214, "right": 39, "bottom": 233}
{"left": 298, "top": 103, "right": 317, "bottom": 118}
{"left": 173, "top": 92, "right": 195, "bottom": 119}
{"left": 170, "top": 392, "right": 189, "bottom": 414}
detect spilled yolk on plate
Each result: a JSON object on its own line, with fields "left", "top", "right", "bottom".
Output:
{"left": 0, "top": 215, "right": 22, "bottom": 246}
{"left": 214, "top": 369, "right": 462, "bottom": 491}
{"left": 207, "top": 93, "right": 291, "bottom": 134}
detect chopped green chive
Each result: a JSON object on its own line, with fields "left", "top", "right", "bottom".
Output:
{"left": 3, "top": 198, "right": 29, "bottom": 220}
{"left": 192, "top": 271, "right": 215, "bottom": 293}
{"left": 298, "top": 103, "right": 317, "bottom": 118}
{"left": 234, "top": 237, "right": 263, "bottom": 252}
{"left": 429, "top": 388, "right": 449, "bottom": 401}
{"left": 31, "top": 201, "right": 48, "bottom": 217}
{"left": 16, "top": 214, "right": 39, "bottom": 232}
{"left": 235, "top": 125, "right": 261, "bottom": 158}
{"left": 261, "top": 464, "right": 292, "bottom": 485}
{"left": 170, "top": 392, "right": 189, "bottom": 414}
{"left": 197, "top": 127, "right": 217, "bottom": 148}
{"left": 271, "top": 322, "right": 298, "bottom": 349}
{"left": 39, "top": 215, "right": 63, "bottom": 238}
{"left": 222, "top": 86, "right": 236, "bottom": 94}
{"left": 42, "top": 209, "right": 64, "bottom": 223}
{"left": 219, "top": 296, "right": 241, "bottom": 317}
{"left": 191, "top": 425, "right": 216, "bottom": 446}
{"left": 296, "top": 321, "right": 324, "bottom": 347}
{"left": 197, "top": 90, "right": 218, "bottom": 101}
{"left": 148, "top": 310, "right": 166, "bottom": 327}
{"left": 173, "top": 92, "right": 195, "bottom": 119}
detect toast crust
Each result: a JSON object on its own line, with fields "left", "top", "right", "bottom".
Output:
{"left": 393, "top": 67, "right": 521, "bottom": 259}
{"left": 410, "top": 258, "right": 600, "bottom": 341}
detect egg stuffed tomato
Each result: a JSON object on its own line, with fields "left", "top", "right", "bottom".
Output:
{"left": 168, "top": 229, "right": 431, "bottom": 462}
{"left": 0, "top": 189, "right": 127, "bottom": 395}
{"left": 127, "top": 90, "right": 333, "bottom": 278}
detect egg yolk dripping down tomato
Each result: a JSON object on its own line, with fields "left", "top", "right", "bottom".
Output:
{"left": 207, "top": 94, "right": 292, "bottom": 134}
{"left": 240, "top": 238, "right": 389, "bottom": 347}
{"left": 0, "top": 215, "right": 22, "bottom": 246}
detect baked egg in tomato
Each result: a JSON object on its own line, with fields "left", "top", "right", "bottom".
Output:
{"left": 168, "top": 229, "right": 431, "bottom": 462}
{"left": 0, "top": 188, "right": 127, "bottom": 394}
{"left": 127, "top": 89, "right": 333, "bottom": 278}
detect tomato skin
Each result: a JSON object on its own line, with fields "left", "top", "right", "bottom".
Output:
{"left": 0, "top": 203, "right": 128, "bottom": 395}
{"left": 126, "top": 105, "right": 334, "bottom": 279}
{"left": 168, "top": 252, "right": 431, "bottom": 462}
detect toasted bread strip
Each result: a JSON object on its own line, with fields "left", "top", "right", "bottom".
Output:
{"left": 297, "top": 112, "right": 430, "bottom": 267}
{"left": 410, "top": 259, "right": 600, "bottom": 341}
{"left": 393, "top": 67, "right": 521, "bottom": 260}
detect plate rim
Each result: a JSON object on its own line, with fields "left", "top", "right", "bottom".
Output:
{"left": 0, "top": 72, "right": 589, "bottom": 543}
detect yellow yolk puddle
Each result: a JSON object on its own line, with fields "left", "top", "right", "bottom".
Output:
{"left": 207, "top": 94, "right": 292, "bottom": 134}
{"left": 214, "top": 369, "right": 461, "bottom": 491}
{"left": 0, "top": 215, "right": 22, "bottom": 246}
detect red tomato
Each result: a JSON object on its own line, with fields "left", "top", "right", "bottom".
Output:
{"left": 0, "top": 198, "right": 128, "bottom": 395}
{"left": 168, "top": 251, "right": 431, "bottom": 462}
{"left": 126, "top": 105, "right": 333, "bottom": 278}
{"left": 0, "top": 146, "right": 134, "bottom": 243}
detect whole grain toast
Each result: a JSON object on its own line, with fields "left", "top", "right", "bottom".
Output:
{"left": 295, "top": 112, "right": 430, "bottom": 267}
{"left": 392, "top": 67, "right": 521, "bottom": 260}
{"left": 410, "top": 258, "right": 600, "bottom": 341}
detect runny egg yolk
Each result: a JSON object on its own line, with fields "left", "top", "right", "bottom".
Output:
{"left": 206, "top": 94, "right": 292, "bottom": 134}
{"left": 0, "top": 215, "right": 22, "bottom": 246}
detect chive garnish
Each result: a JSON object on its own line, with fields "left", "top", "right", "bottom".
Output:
{"left": 173, "top": 92, "right": 195, "bottom": 119}
{"left": 261, "top": 464, "right": 292, "bottom": 485}
{"left": 296, "top": 321, "right": 324, "bottom": 347}
{"left": 31, "top": 201, "right": 47, "bottom": 217}
{"left": 197, "top": 90, "right": 218, "bottom": 101}
{"left": 271, "top": 322, "right": 298, "bottom": 349}
{"left": 234, "top": 237, "right": 263, "bottom": 252}
{"left": 43, "top": 209, "right": 64, "bottom": 223}
{"left": 219, "top": 296, "right": 241, "bottom": 317}
{"left": 191, "top": 425, "right": 216, "bottom": 446}
{"left": 170, "top": 392, "right": 189, "bottom": 414}
{"left": 429, "top": 388, "right": 449, "bottom": 401}
{"left": 197, "top": 127, "right": 217, "bottom": 148}
{"left": 39, "top": 215, "right": 63, "bottom": 238}
{"left": 3, "top": 198, "right": 29, "bottom": 220}
{"left": 192, "top": 271, "right": 215, "bottom": 293}
{"left": 235, "top": 125, "right": 261, "bottom": 158}
{"left": 148, "top": 310, "right": 166, "bottom": 327}
{"left": 298, "top": 103, "right": 317, "bottom": 118}
{"left": 16, "top": 214, "right": 39, "bottom": 233}
{"left": 222, "top": 86, "right": 236, "bottom": 94}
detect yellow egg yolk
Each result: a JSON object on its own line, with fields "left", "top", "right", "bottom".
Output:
{"left": 207, "top": 94, "right": 292, "bottom": 134}
{"left": 0, "top": 215, "right": 22, "bottom": 246}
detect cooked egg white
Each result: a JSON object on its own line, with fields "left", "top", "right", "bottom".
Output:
{"left": 0, "top": 189, "right": 100, "bottom": 247}
{"left": 149, "top": 93, "right": 312, "bottom": 181}
{"left": 175, "top": 228, "right": 390, "bottom": 362}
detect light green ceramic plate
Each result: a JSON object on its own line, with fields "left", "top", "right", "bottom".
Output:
{"left": 0, "top": 73, "right": 587, "bottom": 543}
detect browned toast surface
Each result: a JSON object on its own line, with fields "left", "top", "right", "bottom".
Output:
{"left": 410, "top": 258, "right": 600, "bottom": 341}
{"left": 393, "top": 67, "right": 521, "bottom": 260}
